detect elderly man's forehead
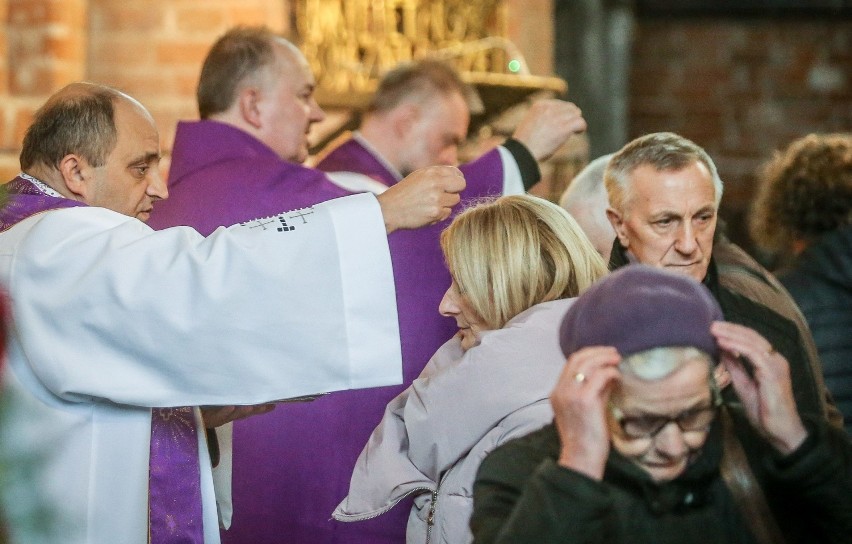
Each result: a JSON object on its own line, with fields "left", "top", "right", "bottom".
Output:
{"left": 628, "top": 162, "right": 717, "bottom": 201}
{"left": 272, "top": 37, "right": 309, "bottom": 68}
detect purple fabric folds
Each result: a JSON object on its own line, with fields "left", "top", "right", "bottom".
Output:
{"left": 0, "top": 176, "right": 84, "bottom": 232}
{"left": 148, "top": 407, "right": 203, "bottom": 544}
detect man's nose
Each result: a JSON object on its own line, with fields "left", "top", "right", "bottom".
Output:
{"left": 148, "top": 169, "right": 168, "bottom": 201}
{"left": 440, "top": 146, "right": 459, "bottom": 166}
{"left": 310, "top": 99, "right": 326, "bottom": 123}
{"left": 674, "top": 222, "right": 698, "bottom": 254}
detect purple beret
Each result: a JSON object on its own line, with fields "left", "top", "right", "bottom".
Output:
{"left": 559, "top": 265, "right": 723, "bottom": 360}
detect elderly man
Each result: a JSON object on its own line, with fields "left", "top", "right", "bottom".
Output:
{"left": 149, "top": 27, "right": 588, "bottom": 544}
{"left": 0, "top": 82, "right": 461, "bottom": 544}
{"left": 471, "top": 265, "right": 852, "bottom": 544}
{"left": 603, "top": 132, "right": 834, "bottom": 424}
{"left": 559, "top": 153, "right": 617, "bottom": 261}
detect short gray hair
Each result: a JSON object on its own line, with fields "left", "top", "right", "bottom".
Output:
{"left": 620, "top": 346, "right": 713, "bottom": 382}
{"left": 605, "top": 132, "right": 724, "bottom": 214}
{"left": 197, "top": 26, "right": 284, "bottom": 119}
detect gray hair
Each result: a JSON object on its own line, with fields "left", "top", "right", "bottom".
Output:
{"left": 197, "top": 26, "right": 286, "bottom": 119}
{"left": 560, "top": 153, "right": 614, "bottom": 208}
{"left": 620, "top": 346, "right": 714, "bottom": 382}
{"left": 20, "top": 83, "right": 122, "bottom": 170}
{"left": 605, "top": 132, "right": 724, "bottom": 214}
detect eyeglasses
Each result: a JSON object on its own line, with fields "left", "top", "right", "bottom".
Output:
{"left": 609, "top": 404, "right": 717, "bottom": 440}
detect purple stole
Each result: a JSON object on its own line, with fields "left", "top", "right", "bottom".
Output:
{"left": 148, "top": 407, "right": 203, "bottom": 544}
{"left": 0, "top": 176, "right": 85, "bottom": 231}
{"left": 1, "top": 176, "right": 203, "bottom": 544}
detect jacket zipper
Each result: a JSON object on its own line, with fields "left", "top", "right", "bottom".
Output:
{"left": 425, "top": 488, "right": 438, "bottom": 544}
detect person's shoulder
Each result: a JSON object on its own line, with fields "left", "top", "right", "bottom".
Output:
{"left": 477, "top": 423, "right": 559, "bottom": 485}
{"left": 715, "top": 280, "right": 798, "bottom": 337}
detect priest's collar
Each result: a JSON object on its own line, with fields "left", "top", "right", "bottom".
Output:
{"left": 19, "top": 172, "right": 64, "bottom": 198}
{"left": 352, "top": 131, "right": 404, "bottom": 182}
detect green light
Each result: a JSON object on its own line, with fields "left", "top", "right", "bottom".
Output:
{"left": 508, "top": 59, "right": 521, "bottom": 73}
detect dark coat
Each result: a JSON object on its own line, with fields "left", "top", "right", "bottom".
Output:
{"left": 780, "top": 226, "right": 852, "bottom": 434}
{"left": 608, "top": 241, "right": 826, "bottom": 422}
{"left": 471, "top": 417, "right": 852, "bottom": 544}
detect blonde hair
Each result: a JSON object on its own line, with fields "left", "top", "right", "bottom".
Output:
{"left": 441, "top": 194, "right": 608, "bottom": 329}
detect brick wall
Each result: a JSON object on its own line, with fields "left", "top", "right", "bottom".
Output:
{"left": 0, "top": 0, "right": 88, "bottom": 177}
{"left": 87, "top": 0, "right": 291, "bottom": 175}
{"left": 629, "top": 17, "right": 851, "bottom": 251}
{"left": 0, "top": 0, "right": 291, "bottom": 180}
{"left": 0, "top": 0, "right": 550, "bottom": 182}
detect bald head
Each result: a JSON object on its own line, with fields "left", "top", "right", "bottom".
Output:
{"left": 559, "top": 153, "right": 617, "bottom": 261}
{"left": 20, "top": 82, "right": 166, "bottom": 219}
{"left": 21, "top": 82, "right": 127, "bottom": 171}
{"left": 198, "top": 26, "right": 302, "bottom": 119}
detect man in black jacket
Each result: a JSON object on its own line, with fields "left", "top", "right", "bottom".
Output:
{"left": 602, "top": 132, "right": 835, "bottom": 424}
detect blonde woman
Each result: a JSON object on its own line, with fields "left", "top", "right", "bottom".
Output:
{"left": 332, "top": 194, "right": 608, "bottom": 544}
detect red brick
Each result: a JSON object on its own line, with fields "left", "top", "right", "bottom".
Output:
{"left": 89, "top": 3, "right": 164, "bottom": 33}
{"left": 0, "top": 154, "right": 22, "bottom": 182}
{"left": 43, "top": 35, "right": 85, "bottom": 62}
{"left": 0, "top": 107, "right": 8, "bottom": 149}
{"left": 175, "top": 6, "right": 227, "bottom": 33}
{"left": 155, "top": 41, "right": 211, "bottom": 67}
{"left": 89, "top": 35, "right": 157, "bottom": 68}
{"left": 225, "top": 5, "right": 286, "bottom": 29}
{"left": 13, "top": 105, "right": 37, "bottom": 148}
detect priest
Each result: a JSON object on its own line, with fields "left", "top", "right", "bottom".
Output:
{"left": 0, "top": 82, "right": 463, "bottom": 544}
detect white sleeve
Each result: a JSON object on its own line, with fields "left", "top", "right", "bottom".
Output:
{"left": 6, "top": 192, "right": 402, "bottom": 407}
{"left": 211, "top": 422, "right": 233, "bottom": 529}
{"left": 498, "top": 146, "right": 525, "bottom": 195}
{"left": 325, "top": 171, "right": 389, "bottom": 195}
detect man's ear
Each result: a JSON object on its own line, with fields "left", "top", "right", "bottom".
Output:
{"left": 57, "top": 154, "right": 88, "bottom": 199}
{"left": 238, "top": 87, "right": 263, "bottom": 129}
{"left": 606, "top": 207, "right": 630, "bottom": 248}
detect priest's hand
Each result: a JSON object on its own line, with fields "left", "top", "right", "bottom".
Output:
{"left": 201, "top": 404, "right": 276, "bottom": 429}
{"left": 711, "top": 321, "right": 808, "bottom": 455}
{"left": 550, "top": 346, "right": 621, "bottom": 481}
{"left": 512, "top": 99, "right": 587, "bottom": 162}
{"left": 377, "top": 165, "right": 465, "bottom": 233}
